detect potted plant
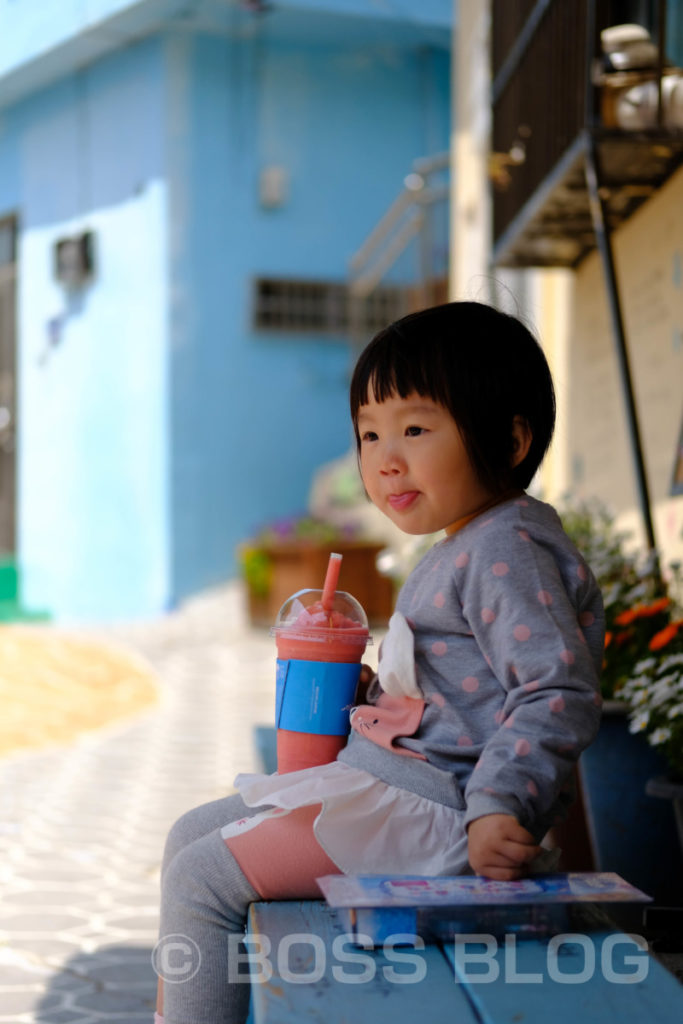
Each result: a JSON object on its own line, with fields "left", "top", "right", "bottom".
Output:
{"left": 238, "top": 515, "right": 394, "bottom": 628}
{"left": 560, "top": 498, "right": 683, "bottom": 903}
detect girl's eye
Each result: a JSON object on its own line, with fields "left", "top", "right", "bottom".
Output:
{"left": 361, "top": 431, "right": 378, "bottom": 443}
{"left": 406, "top": 425, "right": 425, "bottom": 437}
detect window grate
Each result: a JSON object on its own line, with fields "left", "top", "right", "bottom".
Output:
{"left": 252, "top": 277, "right": 413, "bottom": 336}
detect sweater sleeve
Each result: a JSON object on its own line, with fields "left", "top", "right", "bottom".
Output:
{"left": 456, "top": 517, "right": 604, "bottom": 833}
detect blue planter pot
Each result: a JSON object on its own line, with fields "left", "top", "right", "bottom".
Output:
{"left": 579, "top": 702, "right": 683, "bottom": 906}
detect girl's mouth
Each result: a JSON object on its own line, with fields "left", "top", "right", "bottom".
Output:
{"left": 387, "top": 491, "right": 420, "bottom": 510}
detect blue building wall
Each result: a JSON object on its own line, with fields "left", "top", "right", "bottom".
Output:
{"left": 0, "top": 5, "right": 451, "bottom": 621}
{"left": 168, "top": 32, "right": 450, "bottom": 603}
{"left": 0, "top": 38, "right": 171, "bottom": 619}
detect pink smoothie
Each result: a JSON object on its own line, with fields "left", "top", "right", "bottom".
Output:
{"left": 272, "top": 588, "right": 371, "bottom": 773}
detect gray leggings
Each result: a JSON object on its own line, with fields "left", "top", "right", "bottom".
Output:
{"left": 158, "top": 793, "right": 267, "bottom": 1024}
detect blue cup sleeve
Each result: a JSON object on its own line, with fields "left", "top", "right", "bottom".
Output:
{"left": 275, "top": 658, "right": 361, "bottom": 736}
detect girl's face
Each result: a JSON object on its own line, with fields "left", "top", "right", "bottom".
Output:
{"left": 357, "top": 391, "right": 496, "bottom": 536}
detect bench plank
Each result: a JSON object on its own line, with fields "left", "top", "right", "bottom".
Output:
{"left": 442, "top": 919, "right": 683, "bottom": 1024}
{"left": 248, "top": 900, "right": 478, "bottom": 1024}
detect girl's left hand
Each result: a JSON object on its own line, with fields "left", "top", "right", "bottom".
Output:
{"left": 466, "top": 813, "right": 541, "bottom": 880}
{"left": 354, "top": 664, "right": 376, "bottom": 704}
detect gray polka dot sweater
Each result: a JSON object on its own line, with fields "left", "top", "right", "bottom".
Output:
{"left": 339, "top": 494, "right": 605, "bottom": 839}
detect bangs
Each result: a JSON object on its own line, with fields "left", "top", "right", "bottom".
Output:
{"left": 349, "top": 325, "right": 452, "bottom": 430}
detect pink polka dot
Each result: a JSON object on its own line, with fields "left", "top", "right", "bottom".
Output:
{"left": 433, "top": 592, "right": 445, "bottom": 608}
{"left": 458, "top": 735, "right": 473, "bottom": 747}
{"left": 432, "top": 641, "right": 448, "bottom": 656}
{"left": 462, "top": 676, "right": 480, "bottom": 693}
{"left": 515, "top": 738, "right": 531, "bottom": 757}
{"left": 481, "top": 607, "right": 496, "bottom": 624}
{"left": 504, "top": 714, "right": 515, "bottom": 728}
{"left": 593, "top": 692, "right": 603, "bottom": 707}
{"left": 527, "top": 779, "right": 539, "bottom": 797}
{"left": 560, "top": 649, "right": 575, "bottom": 665}
{"left": 518, "top": 529, "right": 531, "bottom": 541}
{"left": 515, "top": 499, "right": 529, "bottom": 507}
{"left": 492, "top": 561, "right": 509, "bottom": 576}
{"left": 455, "top": 552, "right": 469, "bottom": 568}
{"left": 494, "top": 709, "right": 506, "bottom": 724}
{"left": 430, "top": 692, "right": 446, "bottom": 707}
{"left": 576, "top": 563, "right": 588, "bottom": 581}
{"left": 514, "top": 624, "right": 531, "bottom": 641}
{"left": 549, "top": 695, "right": 565, "bottom": 713}
{"left": 537, "top": 590, "right": 553, "bottom": 606}
{"left": 579, "top": 611, "right": 595, "bottom": 626}
{"left": 524, "top": 679, "right": 540, "bottom": 692}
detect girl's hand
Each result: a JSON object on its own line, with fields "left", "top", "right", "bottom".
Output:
{"left": 354, "top": 664, "right": 376, "bottom": 704}
{"left": 467, "top": 814, "right": 541, "bottom": 880}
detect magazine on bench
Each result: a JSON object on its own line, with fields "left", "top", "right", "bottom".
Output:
{"left": 317, "top": 873, "right": 652, "bottom": 944}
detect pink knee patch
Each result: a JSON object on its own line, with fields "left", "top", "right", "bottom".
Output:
{"left": 224, "top": 803, "right": 341, "bottom": 900}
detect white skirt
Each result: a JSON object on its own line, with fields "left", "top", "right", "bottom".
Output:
{"left": 226, "top": 760, "right": 471, "bottom": 876}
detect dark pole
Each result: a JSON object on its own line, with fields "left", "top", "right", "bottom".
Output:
{"left": 584, "top": 133, "right": 660, "bottom": 563}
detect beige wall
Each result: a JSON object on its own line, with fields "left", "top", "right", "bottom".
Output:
{"left": 450, "top": 0, "right": 491, "bottom": 298}
{"left": 563, "top": 165, "right": 683, "bottom": 562}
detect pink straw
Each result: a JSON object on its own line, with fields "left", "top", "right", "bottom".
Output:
{"left": 321, "top": 552, "right": 343, "bottom": 612}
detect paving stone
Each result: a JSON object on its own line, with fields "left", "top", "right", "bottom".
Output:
{"left": 0, "top": 989, "right": 64, "bottom": 1013}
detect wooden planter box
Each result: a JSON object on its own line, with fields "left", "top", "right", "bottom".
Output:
{"left": 246, "top": 540, "right": 394, "bottom": 628}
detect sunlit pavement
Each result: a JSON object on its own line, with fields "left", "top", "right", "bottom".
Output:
{"left": 0, "top": 583, "right": 275, "bottom": 1023}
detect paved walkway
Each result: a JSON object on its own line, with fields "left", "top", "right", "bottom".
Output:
{"left": 0, "top": 583, "right": 277, "bottom": 1024}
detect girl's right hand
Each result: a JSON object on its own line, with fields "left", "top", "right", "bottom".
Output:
{"left": 466, "top": 813, "right": 541, "bottom": 880}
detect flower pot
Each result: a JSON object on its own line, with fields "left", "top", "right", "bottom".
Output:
{"left": 245, "top": 540, "right": 394, "bottom": 628}
{"left": 646, "top": 775, "right": 683, "bottom": 854}
{"left": 579, "top": 701, "right": 683, "bottom": 906}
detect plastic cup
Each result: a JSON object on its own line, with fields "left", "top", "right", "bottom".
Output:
{"left": 271, "top": 586, "right": 371, "bottom": 773}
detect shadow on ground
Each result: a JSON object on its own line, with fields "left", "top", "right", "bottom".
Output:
{"left": 34, "top": 944, "right": 157, "bottom": 1024}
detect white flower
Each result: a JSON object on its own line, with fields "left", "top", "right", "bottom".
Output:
{"left": 634, "top": 657, "right": 656, "bottom": 673}
{"left": 648, "top": 727, "right": 671, "bottom": 746}
{"left": 629, "top": 711, "right": 650, "bottom": 733}
{"left": 660, "top": 654, "right": 683, "bottom": 671}
{"left": 650, "top": 680, "right": 676, "bottom": 707}
{"left": 667, "top": 704, "right": 683, "bottom": 719}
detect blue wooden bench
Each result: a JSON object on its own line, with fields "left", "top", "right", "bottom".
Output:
{"left": 245, "top": 898, "right": 683, "bottom": 1023}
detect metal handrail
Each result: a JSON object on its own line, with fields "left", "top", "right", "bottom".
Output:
{"left": 348, "top": 152, "right": 450, "bottom": 303}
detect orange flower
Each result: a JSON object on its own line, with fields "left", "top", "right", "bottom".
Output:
{"left": 614, "top": 597, "right": 670, "bottom": 626}
{"left": 637, "top": 597, "right": 670, "bottom": 618}
{"left": 604, "top": 631, "right": 613, "bottom": 649}
{"left": 649, "top": 620, "right": 682, "bottom": 651}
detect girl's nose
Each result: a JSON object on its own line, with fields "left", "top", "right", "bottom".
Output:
{"left": 379, "top": 442, "right": 405, "bottom": 475}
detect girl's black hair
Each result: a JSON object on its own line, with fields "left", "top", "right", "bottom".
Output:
{"left": 349, "top": 301, "right": 556, "bottom": 494}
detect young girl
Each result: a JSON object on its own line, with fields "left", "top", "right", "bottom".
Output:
{"left": 155, "top": 301, "right": 604, "bottom": 1024}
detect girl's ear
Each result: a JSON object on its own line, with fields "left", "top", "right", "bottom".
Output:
{"left": 511, "top": 415, "right": 533, "bottom": 468}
